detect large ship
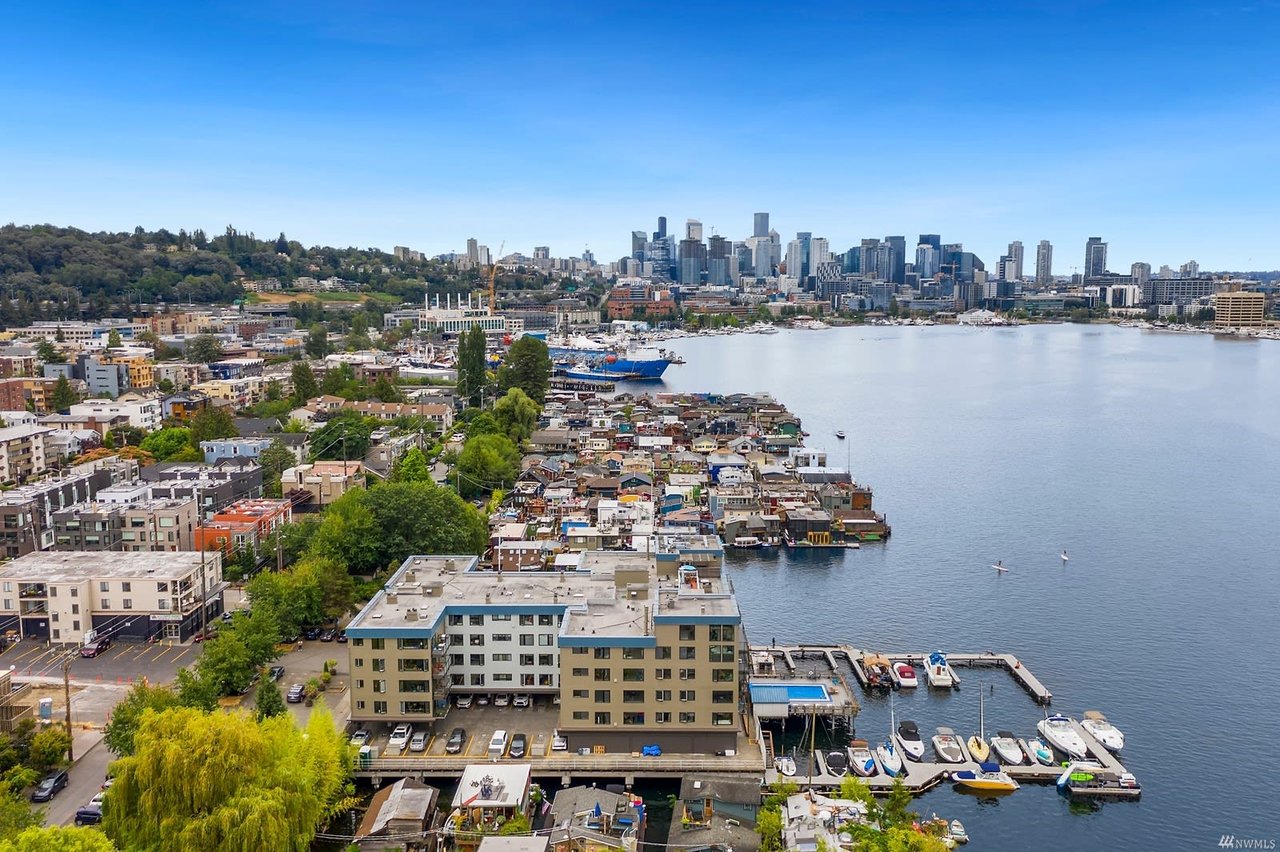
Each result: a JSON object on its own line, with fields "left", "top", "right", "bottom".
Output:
{"left": 544, "top": 334, "right": 675, "bottom": 381}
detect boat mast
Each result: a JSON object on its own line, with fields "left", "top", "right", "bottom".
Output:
{"left": 807, "top": 700, "right": 817, "bottom": 790}
{"left": 979, "top": 689, "right": 985, "bottom": 741}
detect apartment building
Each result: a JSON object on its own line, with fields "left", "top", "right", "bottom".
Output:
{"left": 192, "top": 498, "right": 293, "bottom": 554}
{"left": 1214, "top": 290, "right": 1267, "bottom": 329}
{"left": 279, "top": 461, "right": 365, "bottom": 506}
{"left": 51, "top": 498, "right": 197, "bottom": 552}
{"left": 139, "top": 461, "right": 264, "bottom": 518}
{"left": 0, "top": 467, "right": 117, "bottom": 558}
{"left": 101, "top": 351, "right": 155, "bottom": 389}
{"left": 0, "top": 550, "right": 224, "bottom": 644}
{"left": 344, "top": 551, "right": 744, "bottom": 754}
{"left": 69, "top": 396, "right": 162, "bottom": 431}
{"left": 191, "top": 376, "right": 272, "bottom": 408}
{"left": 0, "top": 425, "right": 53, "bottom": 484}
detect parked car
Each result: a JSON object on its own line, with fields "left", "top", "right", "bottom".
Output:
{"left": 476, "top": 694, "right": 490, "bottom": 706}
{"left": 80, "top": 638, "right": 111, "bottom": 658}
{"left": 74, "top": 804, "right": 103, "bottom": 825}
{"left": 551, "top": 732, "right": 568, "bottom": 752}
{"left": 512, "top": 694, "right": 531, "bottom": 708}
{"left": 237, "top": 671, "right": 261, "bottom": 695}
{"left": 319, "top": 629, "right": 337, "bottom": 642}
{"left": 494, "top": 693, "right": 510, "bottom": 708}
{"left": 409, "top": 731, "right": 428, "bottom": 752}
{"left": 349, "top": 729, "right": 371, "bottom": 747}
{"left": 302, "top": 627, "right": 322, "bottom": 641}
{"left": 388, "top": 724, "right": 413, "bottom": 752}
{"left": 336, "top": 630, "right": 348, "bottom": 644}
{"left": 192, "top": 628, "right": 218, "bottom": 643}
{"left": 487, "top": 730, "right": 509, "bottom": 757}
{"left": 445, "top": 727, "right": 467, "bottom": 754}
{"left": 286, "top": 683, "right": 305, "bottom": 703}
{"left": 455, "top": 694, "right": 473, "bottom": 709}
{"left": 508, "top": 733, "right": 528, "bottom": 759}
{"left": 268, "top": 665, "right": 285, "bottom": 682}
{"left": 31, "top": 770, "right": 68, "bottom": 802}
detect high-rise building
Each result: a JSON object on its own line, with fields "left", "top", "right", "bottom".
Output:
{"left": 1085, "top": 237, "right": 1107, "bottom": 277}
{"left": 466, "top": 238, "right": 479, "bottom": 265}
{"left": 1180, "top": 260, "right": 1200, "bottom": 278}
{"left": 686, "top": 220, "right": 703, "bottom": 242}
{"left": 859, "top": 239, "right": 881, "bottom": 279}
{"left": 794, "top": 232, "right": 812, "bottom": 279}
{"left": 1131, "top": 262, "right": 1151, "bottom": 285}
{"left": 751, "top": 239, "right": 774, "bottom": 278}
{"left": 631, "top": 231, "right": 647, "bottom": 259}
{"left": 883, "top": 236, "right": 907, "bottom": 285}
{"left": 656, "top": 217, "right": 667, "bottom": 240}
{"left": 1006, "top": 241, "right": 1024, "bottom": 281}
{"left": 918, "top": 234, "right": 941, "bottom": 251}
{"left": 1035, "top": 240, "right": 1053, "bottom": 285}
{"left": 677, "top": 238, "right": 706, "bottom": 285}
{"left": 753, "top": 213, "right": 769, "bottom": 239}
{"left": 810, "top": 237, "right": 831, "bottom": 272}
{"left": 784, "top": 239, "right": 804, "bottom": 279}
{"left": 707, "top": 236, "right": 730, "bottom": 286}
{"left": 915, "top": 244, "right": 940, "bottom": 279}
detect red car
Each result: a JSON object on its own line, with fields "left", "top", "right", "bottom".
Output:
{"left": 79, "top": 638, "right": 111, "bottom": 658}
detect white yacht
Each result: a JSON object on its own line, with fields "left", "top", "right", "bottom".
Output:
{"left": 925, "top": 651, "right": 957, "bottom": 688}
{"left": 1038, "top": 714, "right": 1089, "bottom": 760}
{"left": 989, "top": 730, "right": 1024, "bottom": 765}
{"left": 1081, "top": 711, "right": 1125, "bottom": 752}
{"left": 896, "top": 720, "right": 926, "bottom": 761}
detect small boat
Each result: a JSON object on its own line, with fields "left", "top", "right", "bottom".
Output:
{"left": 1081, "top": 710, "right": 1125, "bottom": 752}
{"left": 835, "top": 430, "right": 846, "bottom": 439}
{"left": 1026, "top": 737, "right": 1055, "bottom": 766}
{"left": 953, "top": 762, "right": 1020, "bottom": 793}
{"left": 966, "top": 690, "right": 991, "bottom": 763}
{"left": 992, "top": 561, "right": 1008, "bottom": 573}
{"left": 891, "top": 661, "right": 918, "bottom": 688}
{"left": 731, "top": 536, "right": 764, "bottom": 549}
{"left": 876, "top": 740, "right": 902, "bottom": 777}
{"left": 774, "top": 755, "right": 797, "bottom": 777}
{"left": 824, "top": 750, "right": 848, "bottom": 777}
{"left": 861, "top": 654, "right": 894, "bottom": 689}
{"left": 989, "top": 731, "right": 1024, "bottom": 765}
{"left": 932, "top": 726, "right": 965, "bottom": 763}
{"left": 897, "top": 720, "right": 926, "bottom": 761}
{"left": 1061, "top": 550, "right": 1069, "bottom": 562}
{"left": 949, "top": 820, "right": 969, "bottom": 844}
{"left": 848, "top": 740, "right": 877, "bottom": 777}
{"left": 1038, "top": 714, "right": 1089, "bottom": 760}
{"left": 926, "top": 651, "right": 957, "bottom": 688}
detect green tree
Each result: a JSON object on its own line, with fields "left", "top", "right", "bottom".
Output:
{"left": 49, "top": 375, "right": 78, "bottom": 411}
{"left": 392, "top": 446, "right": 430, "bottom": 483}
{"left": 186, "top": 334, "right": 224, "bottom": 363}
{"left": 310, "top": 411, "right": 374, "bottom": 461}
{"left": 255, "top": 678, "right": 287, "bottom": 721}
{"left": 306, "top": 324, "right": 331, "bottom": 359}
{"left": 188, "top": 406, "right": 238, "bottom": 446}
{"left": 0, "top": 791, "right": 41, "bottom": 839}
{"left": 107, "top": 328, "right": 123, "bottom": 349}
{"left": 27, "top": 727, "right": 70, "bottom": 772}
{"left": 492, "top": 387, "right": 540, "bottom": 444}
{"left": 35, "top": 339, "right": 62, "bottom": 364}
{"left": 193, "top": 631, "right": 257, "bottom": 696}
{"left": 258, "top": 439, "right": 297, "bottom": 498}
{"left": 139, "top": 427, "right": 193, "bottom": 461}
{"left": 455, "top": 326, "right": 488, "bottom": 408}
{"left": 290, "top": 362, "right": 318, "bottom": 404}
{"left": 369, "top": 376, "right": 401, "bottom": 402}
{"left": 103, "top": 706, "right": 353, "bottom": 852}
{"left": 173, "top": 667, "right": 219, "bottom": 712}
{"left": 497, "top": 813, "right": 530, "bottom": 835}
{"left": 103, "top": 682, "right": 185, "bottom": 757}
{"left": 0, "top": 825, "right": 118, "bottom": 852}
{"left": 454, "top": 433, "right": 520, "bottom": 498}
{"left": 495, "top": 335, "right": 551, "bottom": 404}
{"left": 320, "top": 363, "right": 356, "bottom": 397}
{"left": 464, "top": 410, "right": 502, "bottom": 438}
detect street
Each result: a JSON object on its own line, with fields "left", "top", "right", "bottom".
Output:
{"left": 42, "top": 735, "right": 112, "bottom": 827}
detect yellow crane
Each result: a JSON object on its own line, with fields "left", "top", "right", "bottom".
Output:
{"left": 487, "top": 241, "right": 505, "bottom": 315}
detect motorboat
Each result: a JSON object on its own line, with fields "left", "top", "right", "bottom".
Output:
{"left": 932, "top": 727, "right": 965, "bottom": 763}
{"left": 1025, "top": 737, "right": 1055, "bottom": 766}
{"left": 1081, "top": 710, "right": 1125, "bottom": 752}
{"left": 876, "top": 740, "right": 902, "bottom": 777}
{"left": 848, "top": 740, "right": 877, "bottom": 777}
{"left": 949, "top": 820, "right": 969, "bottom": 844}
{"left": 989, "top": 731, "right": 1024, "bottom": 765}
{"left": 824, "top": 750, "right": 849, "bottom": 777}
{"left": 835, "top": 430, "right": 846, "bottom": 439}
{"left": 966, "top": 690, "right": 991, "bottom": 763}
{"left": 897, "top": 720, "right": 926, "bottom": 761}
{"left": 731, "top": 536, "right": 764, "bottom": 549}
{"left": 1038, "top": 714, "right": 1089, "bottom": 760}
{"left": 953, "top": 762, "right": 1020, "bottom": 794}
{"left": 891, "top": 661, "right": 918, "bottom": 688}
{"left": 774, "top": 755, "right": 797, "bottom": 777}
{"left": 925, "top": 651, "right": 957, "bottom": 688}
{"left": 861, "top": 654, "right": 894, "bottom": 689}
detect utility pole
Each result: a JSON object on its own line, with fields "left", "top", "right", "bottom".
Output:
{"left": 62, "top": 655, "right": 74, "bottom": 761}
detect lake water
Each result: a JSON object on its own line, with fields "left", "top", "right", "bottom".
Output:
{"left": 631, "top": 324, "right": 1280, "bottom": 852}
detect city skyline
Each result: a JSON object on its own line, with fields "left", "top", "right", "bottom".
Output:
{"left": 3, "top": 2, "right": 1279, "bottom": 269}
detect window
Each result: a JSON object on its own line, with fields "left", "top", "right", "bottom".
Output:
{"left": 572, "top": 667, "right": 588, "bottom": 677}
{"left": 469, "top": 635, "right": 485, "bottom": 646}
{"left": 354, "top": 658, "right": 365, "bottom": 668}
{"left": 519, "top": 634, "right": 534, "bottom": 646}
{"left": 494, "top": 673, "right": 513, "bottom": 682}
{"left": 398, "top": 658, "right": 426, "bottom": 671}
{"left": 623, "top": 690, "right": 644, "bottom": 703}
{"left": 710, "top": 625, "right": 735, "bottom": 641}
{"left": 623, "top": 712, "right": 645, "bottom": 725}
{"left": 655, "top": 711, "right": 671, "bottom": 723}
{"left": 492, "top": 653, "right": 512, "bottom": 662}
{"left": 372, "top": 658, "right": 386, "bottom": 672}
{"left": 70, "top": 587, "right": 78, "bottom": 598}
{"left": 1, "top": 599, "right": 9, "bottom": 610}
{"left": 373, "top": 701, "right": 387, "bottom": 715}
{"left": 520, "top": 654, "right": 535, "bottom": 666}
{"left": 594, "top": 712, "right": 611, "bottom": 725}
{"left": 49, "top": 587, "right": 57, "bottom": 597}
{"left": 593, "top": 668, "right": 611, "bottom": 682}
{"left": 156, "top": 582, "right": 167, "bottom": 593}
{"left": 572, "top": 647, "right": 588, "bottom": 655}
{"left": 713, "top": 668, "right": 734, "bottom": 682}
{"left": 448, "top": 634, "right": 462, "bottom": 646}
{"left": 469, "top": 674, "right": 485, "bottom": 686}
{"left": 450, "top": 654, "right": 464, "bottom": 666}
{"left": 156, "top": 600, "right": 166, "bottom": 611}
{"left": 448, "top": 614, "right": 463, "bottom": 626}
{"left": 679, "top": 690, "right": 696, "bottom": 702}
{"left": 655, "top": 668, "right": 672, "bottom": 680}
{"left": 679, "top": 711, "right": 696, "bottom": 723}
{"left": 572, "top": 689, "right": 589, "bottom": 699}
{"left": 99, "top": 582, "right": 109, "bottom": 593}
{"left": 401, "top": 701, "right": 430, "bottom": 714}
{"left": 52, "top": 629, "right": 60, "bottom": 639}
{"left": 469, "top": 614, "right": 484, "bottom": 626}
{"left": 491, "top": 634, "right": 512, "bottom": 643}
{"left": 399, "top": 680, "right": 429, "bottom": 693}
{"left": 519, "top": 615, "right": 534, "bottom": 625}
{"left": 713, "top": 690, "right": 734, "bottom": 704}
{"left": 101, "top": 599, "right": 110, "bottom": 609}
{"left": 352, "top": 638, "right": 364, "bottom": 647}
{"left": 356, "top": 700, "right": 366, "bottom": 711}
{"left": 713, "top": 712, "right": 734, "bottom": 726}
{"left": 655, "top": 689, "right": 672, "bottom": 702}
{"left": 679, "top": 625, "right": 696, "bottom": 641}
{"left": 538, "top": 614, "right": 554, "bottom": 626}
{"left": 491, "top": 613, "right": 511, "bottom": 621}
{"left": 622, "top": 647, "right": 644, "bottom": 660}
{"left": 520, "top": 674, "right": 534, "bottom": 686}
{"left": 593, "top": 648, "right": 611, "bottom": 660}
{"left": 51, "top": 613, "right": 58, "bottom": 623}
{"left": 679, "top": 668, "right": 696, "bottom": 680}
{"left": 655, "top": 646, "right": 672, "bottom": 660}
{"left": 538, "top": 634, "right": 554, "bottom": 646}
{"left": 121, "top": 582, "right": 131, "bottom": 592}
{"left": 709, "top": 644, "right": 734, "bottom": 663}
{"left": 371, "top": 638, "right": 385, "bottom": 650}
{"left": 373, "top": 680, "right": 386, "bottom": 693}
{"left": 538, "top": 654, "right": 554, "bottom": 666}
{"left": 622, "top": 668, "right": 644, "bottom": 682}
{"left": 679, "top": 646, "right": 697, "bottom": 660}
{"left": 123, "top": 599, "right": 132, "bottom": 610}
{"left": 572, "top": 711, "right": 589, "bottom": 721}
{"left": 397, "top": 638, "right": 427, "bottom": 650}
{"left": 538, "top": 674, "right": 554, "bottom": 686}
{"left": 470, "top": 654, "right": 485, "bottom": 666}
{"left": 594, "top": 690, "right": 611, "bottom": 703}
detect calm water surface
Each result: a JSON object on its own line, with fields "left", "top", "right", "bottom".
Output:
{"left": 631, "top": 324, "right": 1280, "bottom": 852}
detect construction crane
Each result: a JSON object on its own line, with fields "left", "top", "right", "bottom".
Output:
{"left": 487, "top": 241, "right": 505, "bottom": 315}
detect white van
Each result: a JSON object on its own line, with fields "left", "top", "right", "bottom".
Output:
{"left": 487, "top": 730, "right": 509, "bottom": 758}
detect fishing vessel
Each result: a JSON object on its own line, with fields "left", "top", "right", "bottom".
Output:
{"left": 952, "top": 762, "right": 1020, "bottom": 794}
{"left": 1081, "top": 711, "right": 1125, "bottom": 752}
{"left": 1038, "top": 714, "right": 1089, "bottom": 760}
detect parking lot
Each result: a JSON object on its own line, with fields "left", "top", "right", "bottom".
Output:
{"left": 0, "top": 638, "right": 197, "bottom": 686}
{"left": 356, "top": 699, "right": 562, "bottom": 759}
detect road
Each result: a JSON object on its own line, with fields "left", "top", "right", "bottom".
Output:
{"left": 43, "top": 737, "right": 112, "bottom": 827}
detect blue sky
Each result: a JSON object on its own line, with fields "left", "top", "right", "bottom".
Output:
{"left": 3, "top": 1, "right": 1279, "bottom": 270}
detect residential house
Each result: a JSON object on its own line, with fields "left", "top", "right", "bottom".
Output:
{"left": 353, "top": 779, "right": 438, "bottom": 851}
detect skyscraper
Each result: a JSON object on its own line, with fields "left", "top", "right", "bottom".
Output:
{"left": 631, "top": 231, "right": 647, "bottom": 260}
{"left": 883, "top": 236, "right": 907, "bottom": 285}
{"left": 784, "top": 239, "right": 804, "bottom": 279}
{"left": 1180, "top": 259, "right": 1200, "bottom": 278}
{"left": 795, "top": 232, "right": 812, "bottom": 279}
{"left": 656, "top": 217, "right": 667, "bottom": 240}
{"left": 707, "top": 235, "right": 730, "bottom": 285}
{"left": 753, "top": 213, "right": 769, "bottom": 239}
{"left": 1035, "top": 240, "right": 1053, "bottom": 285}
{"left": 686, "top": 220, "right": 703, "bottom": 242}
{"left": 1084, "top": 237, "right": 1107, "bottom": 277}
{"left": 810, "top": 237, "right": 831, "bottom": 271}
{"left": 751, "top": 239, "right": 774, "bottom": 278}
{"left": 1006, "top": 240, "right": 1024, "bottom": 281}
{"left": 918, "top": 234, "right": 941, "bottom": 251}
{"left": 915, "top": 243, "right": 940, "bottom": 279}
{"left": 466, "top": 238, "right": 479, "bottom": 265}
{"left": 859, "top": 239, "right": 881, "bottom": 279}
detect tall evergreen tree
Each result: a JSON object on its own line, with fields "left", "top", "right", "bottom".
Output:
{"left": 455, "top": 326, "right": 488, "bottom": 408}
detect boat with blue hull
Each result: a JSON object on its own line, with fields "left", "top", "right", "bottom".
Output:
{"left": 546, "top": 335, "right": 676, "bottom": 380}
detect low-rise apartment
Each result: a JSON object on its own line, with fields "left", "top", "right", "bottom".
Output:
{"left": 0, "top": 424, "right": 51, "bottom": 483}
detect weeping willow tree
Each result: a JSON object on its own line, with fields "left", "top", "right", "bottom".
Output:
{"left": 103, "top": 704, "right": 354, "bottom": 852}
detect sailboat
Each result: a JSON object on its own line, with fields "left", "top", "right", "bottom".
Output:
{"left": 876, "top": 693, "right": 903, "bottom": 777}
{"left": 966, "top": 690, "right": 991, "bottom": 763}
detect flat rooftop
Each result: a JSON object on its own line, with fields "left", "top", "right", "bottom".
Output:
{"left": 0, "top": 550, "right": 213, "bottom": 582}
